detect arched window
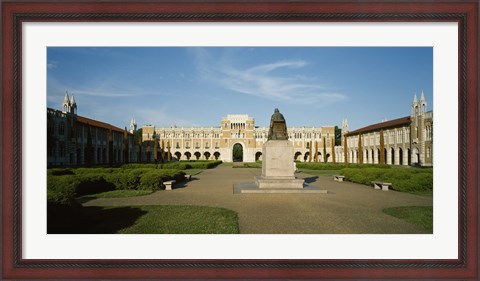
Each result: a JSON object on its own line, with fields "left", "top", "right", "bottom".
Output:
{"left": 59, "top": 122, "right": 65, "bottom": 135}
{"left": 48, "top": 119, "right": 55, "bottom": 135}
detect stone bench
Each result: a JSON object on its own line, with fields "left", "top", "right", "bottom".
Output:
{"left": 164, "top": 180, "right": 176, "bottom": 191}
{"left": 333, "top": 175, "right": 345, "bottom": 182}
{"left": 372, "top": 181, "right": 392, "bottom": 191}
{"left": 184, "top": 174, "right": 192, "bottom": 181}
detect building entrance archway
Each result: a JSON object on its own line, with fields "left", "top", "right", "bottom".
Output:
{"left": 232, "top": 143, "right": 243, "bottom": 162}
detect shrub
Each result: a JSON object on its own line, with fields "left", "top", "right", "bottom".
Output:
{"left": 120, "top": 163, "right": 157, "bottom": 169}
{"left": 48, "top": 168, "right": 74, "bottom": 176}
{"left": 104, "top": 172, "right": 141, "bottom": 190}
{"left": 139, "top": 172, "right": 164, "bottom": 191}
{"left": 340, "top": 167, "right": 432, "bottom": 192}
{"left": 297, "top": 163, "right": 392, "bottom": 170}
{"left": 75, "top": 168, "right": 117, "bottom": 175}
{"left": 47, "top": 175, "right": 79, "bottom": 206}
{"left": 187, "top": 160, "right": 222, "bottom": 169}
{"left": 139, "top": 169, "right": 185, "bottom": 191}
{"left": 160, "top": 163, "right": 191, "bottom": 170}
{"left": 75, "top": 174, "right": 115, "bottom": 196}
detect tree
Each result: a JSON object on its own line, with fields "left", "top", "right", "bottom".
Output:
{"left": 153, "top": 134, "right": 158, "bottom": 163}
{"left": 380, "top": 130, "right": 385, "bottom": 164}
{"left": 108, "top": 129, "right": 114, "bottom": 165}
{"left": 331, "top": 136, "right": 336, "bottom": 163}
{"left": 161, "top": 139, "right": 165, "bottom": 163}
{"left": 358, "top": 134, "right": 363, "bottom": 164}
{"left": 47, "top": 116, "right": 57, "bottom": 163}
{"left": 123, "top": 127, "right": 129, "bottom": 164}
{"left": 85, "top": 124, "right": 93, "bottom": 167}
{"left": 334, "top": 126, "right": 342, "bottom": 146}
{"left": 233, "top": 143, "right": 243, "bottom": 161}
{"left": 309, "top": 140, "right": 312, "bottom": 162}
{"left": 323, "top": 137, "right": 327, "bottom": 163}
{"left": 135, "top": 128, "right": 143, "bottom": 143}
{"left": 136, "top": 128, "right": 143, "bottom": 162}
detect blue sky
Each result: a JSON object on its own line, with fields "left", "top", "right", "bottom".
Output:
{"left": 47, "top": 47, "right": 433, "bottom": 130}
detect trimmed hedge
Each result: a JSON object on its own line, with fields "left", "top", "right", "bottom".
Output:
{"left": 75, "top": 174, "right": 115, "bottom": 196}
{"left": 139, "top": 169, "right": 186, "bottom": 191}
{"left": 120, "top": 160, "right": 222, "bottom": 170}
{"left": 340, "top": 167, "right": 432, "bottom": 192}
{"left": 296, "top": 163, "right": 391, "bottom": 170}
{"left": 104, "top": 172, "right": 141, "bottom": 190}
{"left": 47, "top": 175, "right": 79, "bottom": 207}
{"left": 48, "top": 168, "right": 74, "bottom": 176}
{"left": 75, "top": 167, "right": 118, "bottom": 174}
{"left": 120, "top": 163, "right": 158, "bottom": 169}
{"left": 47, "top": 168, "right": 187, "bottom": 205}
{"left": 47, "top": 162, "right": 212, "bottom": 205}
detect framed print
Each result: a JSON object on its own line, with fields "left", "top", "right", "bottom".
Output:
{"left": 1, "top": 0, "right": 478, "bottom": 279}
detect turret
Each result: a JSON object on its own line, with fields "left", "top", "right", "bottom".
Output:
{"left": 69, "top": 94, "right": 77, "bottom": 115}
{"left": 341, "top": 118, "right": 349, "bottom": 135}
{"left": 411, "top": 93, "right": 419, "bottom": 116}
{"left": 62, "top": 91, "right": 70, "bottom": 113}
{"left": 130, "top": 117, "right": 137, "bottom": 134}
{"left": 419, "top": 90, "right": 427, "bottom": 113}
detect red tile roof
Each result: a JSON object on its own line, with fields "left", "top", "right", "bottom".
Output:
{"left": 77, "top": 115, "right": 132, "bottom": 135}
{"left": 345, "top": 116, "right": 411, "bottom": 136}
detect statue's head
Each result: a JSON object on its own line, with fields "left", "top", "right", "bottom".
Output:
{"left": 274, "top": 108, "right": 279, "bottom": 113}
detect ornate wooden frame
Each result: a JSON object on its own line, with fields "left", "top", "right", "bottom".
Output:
{"left": 2, "top": 0, "right": 478, "bottom": 279}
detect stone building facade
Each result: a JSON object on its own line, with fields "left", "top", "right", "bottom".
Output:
{"left": 47, "top": 92, "right": 145, "bottom": 167}
{"left": 48, "top": 91, "right": 432, "bottom": 167}
{"left": 341, "top": 92, "right": 433, "bottom": 166}
{"left": 143, "top": 114, "right": 336, "bottom": 163}
{"left": 144, "top": 93, "right": 432, "bottom": 166}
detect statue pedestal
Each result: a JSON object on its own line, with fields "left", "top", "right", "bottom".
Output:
{"left": 255, "top": 140, "right": 304, "bottom": 189}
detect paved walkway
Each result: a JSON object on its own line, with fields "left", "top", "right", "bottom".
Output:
{"left": 82, "top": 166, "right": 433, "bottom": 234}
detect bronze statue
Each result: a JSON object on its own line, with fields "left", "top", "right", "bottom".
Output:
{"left": 268, "top": 108, "right": 288, "bottom": 140}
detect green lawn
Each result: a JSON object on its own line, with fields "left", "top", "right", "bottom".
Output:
{"left": 78, "top": 189, "right": 154, "bottom": 199}
{"left": 383, "top": 206, "right": 433, "bottom": 233}
{"left": 181, "top": 169, "right": 203, "bottom": 175}
{"left": 48, "top": 204, "right": 239, "bottom": 234}
{"left": 301, "top": 169, "right": 338, "bottom": 177}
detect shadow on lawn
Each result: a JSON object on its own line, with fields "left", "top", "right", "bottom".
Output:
{"left": 303, "top": 176, "right": 319, "bottom": 184}
{"left": 48, "top": 204, "right": 147, "bottom": 234}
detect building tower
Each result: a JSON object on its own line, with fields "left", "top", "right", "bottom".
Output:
{"left": 341, "top": 118, "right": 349, "bottom": 163}
{"left": 70, "top": 94, "right": 77, "bottom": 115}
{"left": 410, "top": 92, "right": 426, "bottom": 165}
{"left": 62, "top": 91, "right": 71, "bottom": 113}
{"left": 341, "top": 118, "right": 349, "bottom": 143}
{"left": 61, "top": 91, "right": 78, "bottom": 164}
{"left": 130, "top": 117, "right": 137, "bottom": 134}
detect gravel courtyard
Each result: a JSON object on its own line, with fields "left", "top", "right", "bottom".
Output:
{"left": 82, "top": 165, "right": 433, "bottom": 234}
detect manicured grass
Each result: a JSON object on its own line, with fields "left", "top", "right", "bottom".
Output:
{"left": 181, "top": 169, "right": 203, "bottom": 175}
{"left": 78, "top": 189, "right": 154, "bottom": 199}
{"left": 340, "top": 167, "right": 432, "bottom": 193}
{"left": 232, "top": 162, "right": 262, "bottom": 168}
{"left": 383, "top": 206, "right": 433, "bottom": 233}
{"left": 296, "top": 162, "right": 391, "bottom": 170}
{"left": 48, "top": 204, "right": 239, "bottom": 234}
{"left": 409, "top": 190, "right": 434, "bottom": 197}
{"left": 301, "top": 169, "right": 338, "bottom": 177}
{"left": 118, "top": 205, "right": 239, "bottom": 234}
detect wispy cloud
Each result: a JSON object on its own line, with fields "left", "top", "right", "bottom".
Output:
{"left": 47, "top": 75, "right": 174, "bottom": 100}
{"left": 47, "top": 60, "right": 58, "bottom": 69}
{"left": 134, "top": 107, "right": 200, "bottom": 128}
{"left": 191, "top": 49, "right": 347, "bottom": 105}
